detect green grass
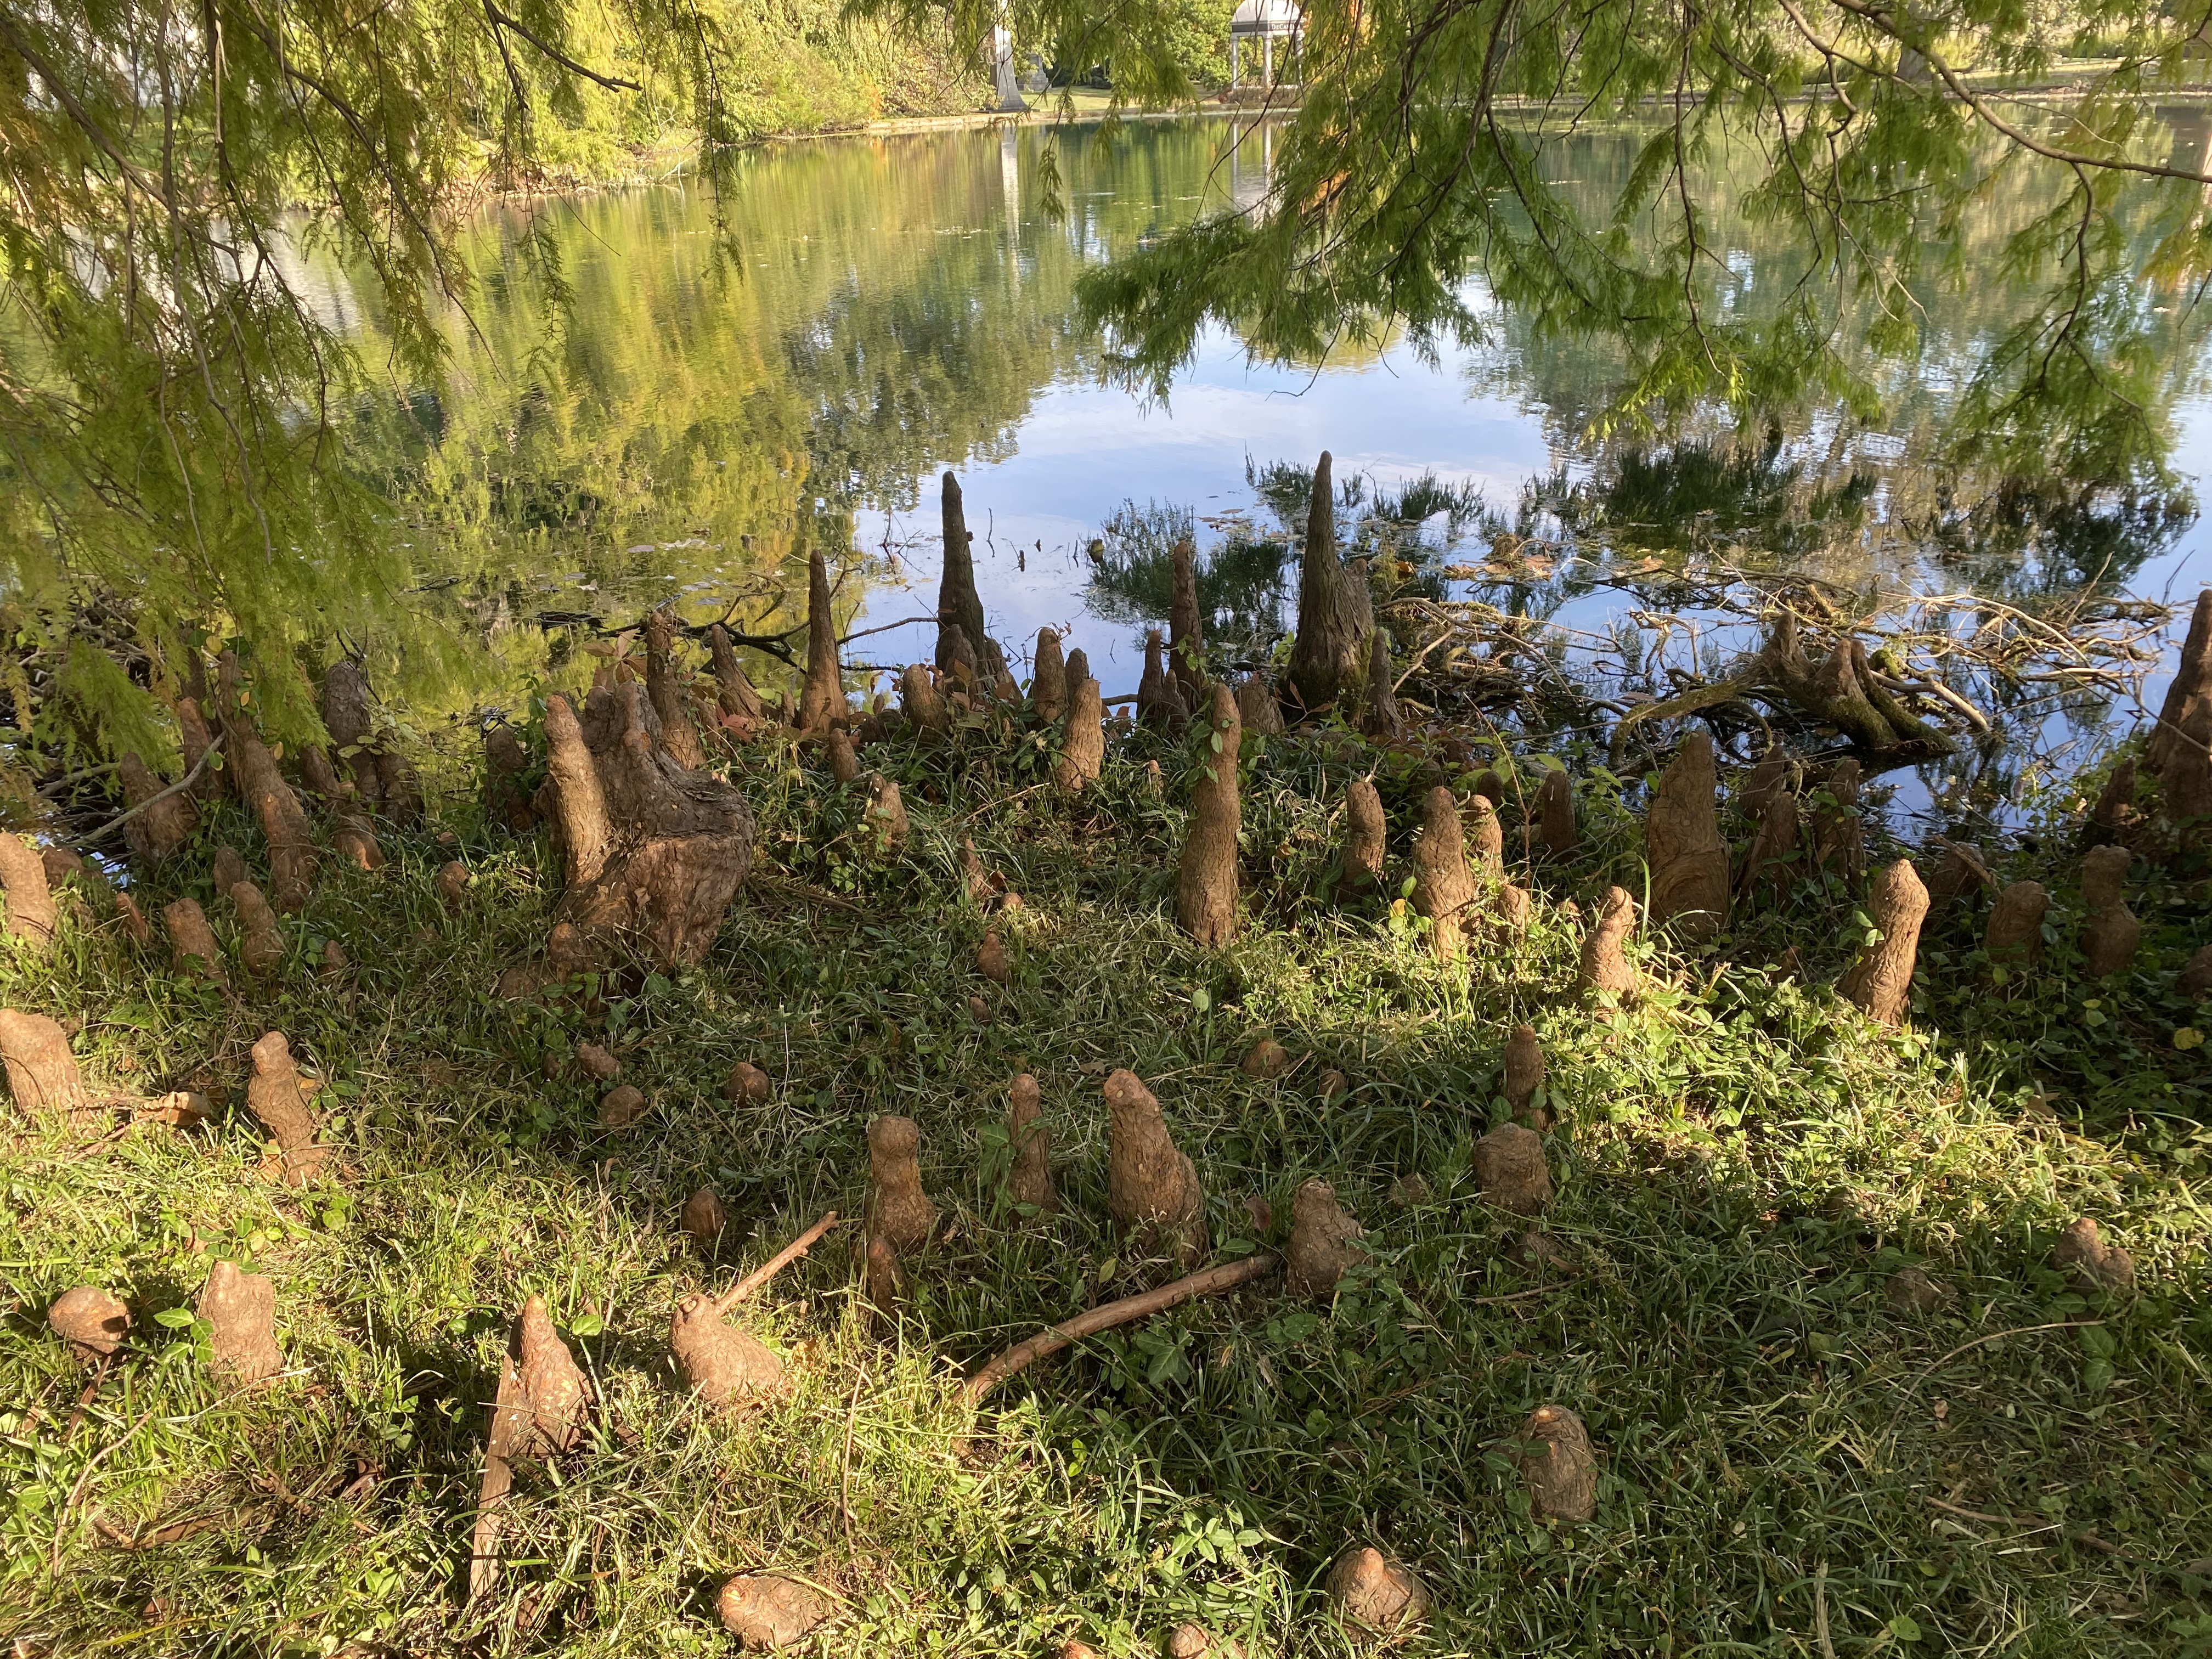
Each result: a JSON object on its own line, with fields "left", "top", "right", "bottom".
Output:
{"left": 4, "top": 705, "right": 2210, "bottom": 1656}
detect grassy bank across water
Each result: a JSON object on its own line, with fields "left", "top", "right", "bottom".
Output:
{"left": 3, "top": 697, "right": 2211, "bottom": 1656}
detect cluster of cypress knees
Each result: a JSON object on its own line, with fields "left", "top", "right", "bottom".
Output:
{"left": 21, "top": 457, "right": 2212, "bottom": 1651}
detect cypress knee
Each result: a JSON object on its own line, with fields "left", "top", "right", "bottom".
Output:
{"left": 866, "top": 1114, "right": 939, "bottom": 1254}
{"left": 795, "top": 550, "right": 844, "bottom": 736}
{"left": 1646, "top": 729, "right": 1730, "bottom": 939}
{"left": 1285, "top": 452, "right": 1372, "bottom": 714}
{"left": 1175, "top": 684, "right": 1243, "bottom": 947}
{"left": 710, "top": 624, "right": 767, "bottom": 726}
{"left": 1104, "top": 1068, "right": 1207, "bottom": 1268}
{"left": 1577, "top": 885, "right": 1640, "bottom": 1000}
{"left": 901, "top": 663, "right": 951, "bottom": 740}
{"left": 1984, "top": 881, "right": 2049, "bottom": 967}
{"left": 1284, "top": 1178, "right": 1367, "bottom": 1298}
{"left": 120, "top": 752, "right": 199, "bottom": 861}
{"left": 1005, "top": 1073, "right": 1058, "bottom": 1214}
{"left": 1503, "top": 1024, "right": 1547, "bottom": 1129}
{"left": 199, "top": 1260, "right": 283, "bottom": 1387}
{"left": 0, "top": 1009, "right": 89, "bottom": 1117}
{"left": 1922, "top": 838, "right": 1991, "bottom": 910}
{"left": 1344, "top": 778, "right": 1386, "bottom": 892}
{"left": 2149, "top": 588, "right": 2211, "bottom": 776}
{"left": 247, "top": 1030, "right": 325, "bottom": 1186}
{"left": 645, "top": 611, "right": 707, "bottom": 769}
{"left": 1810, "top": 759, "right": 1865, "bottom": 884}
{"left": 2078, "top": 844, "right": 2141, "bottom": 977}
{"left": 0, "top": 834, "right": 57, "bottom": 953}
{"left": 1536, "top": 767, "right": 1577, "bottom": 857}
{"left": 1235, "top": 675, "right": 1285, "bottom": 736}
{"left": 1837, "top": 859, "right": 1929, "bottom": 1026}
{"left": 1361, "top": 628, "right": 1400, "bottom": 741}
{"left": 1411, "top": 786, "right": 1474, "bottom": 961}
{"left": 1031, "top": 629, "right": 1068, "bottom": 724}
{"left": 936, "top": 473, "right": 990, "bottom": 675}
{"left": 1169, "top": 538, "right": 1205, "bottom": 704}
{"left": 1054, "top": 674, "right": 1105, "bottom": 795}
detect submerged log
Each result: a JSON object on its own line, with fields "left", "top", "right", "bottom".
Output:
{"left": 537, "top": 686, "right": 754, "bottom": 970}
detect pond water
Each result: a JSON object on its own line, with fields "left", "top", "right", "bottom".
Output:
{"left": 342, "top": 115, "right": 2211, "bottom": 829}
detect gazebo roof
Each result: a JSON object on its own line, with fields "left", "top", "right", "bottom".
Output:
{"left": 1229, "top": 0, "right": 1300, "bottom": 35}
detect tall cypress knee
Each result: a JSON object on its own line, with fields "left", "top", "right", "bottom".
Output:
{"left": 1411, "top": 786, "right": 1474, "bottom": 961}
{"left": 1169, "top": 538, "right": 1205, "bottom": 703}
{"left": 1031, "top": 629, "right": 1067, "bottom": 724}
{"left": 1175, "top": 685, "right": 1242, "bottom": 946}
{"left": 2149, "top": 588, "right": 2211, "bottom": 776}
{"left": 1344, "top": 778, "right": 1386, "bottom": 892}
{"left": 645, "top": 611, "right": 706, "bottom": 768}
{"left": 796, "top": 550, "right": 844, "bottom": 736}
{"left": 1646, "top": 729, "right": 1731, "bottom": 938}
{"left": 1838, "top": 859, "right": 1928, "bottom": 1026}
{"left": 1285, "top": 451, "right": 1371, "bottom": 714}
{"left": 1054, "top": 675, "right": 1105, "bottom": 795}
{"left": 936, "top": 473, "right": 990, "bottom": 674}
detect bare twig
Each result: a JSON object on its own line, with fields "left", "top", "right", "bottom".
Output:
{"left": 713, "top": 1212, "right": 841, "bottom": 1315}
{"left": 75, "top": 735, "right": 222, "bottom": 846}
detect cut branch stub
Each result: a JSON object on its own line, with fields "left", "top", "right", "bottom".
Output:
{"left": 1577, "top": 886, "right": 1640, "bottom": 1001}
{"left": 1053, "top": 675, "right": 1105, "bottom": 796}
{"left": 1175, "top": 685, "right": 1242, "bottom": 947}
{"left": 1104, "top": 1068, "right": 1207, "bottom": 1269}
{"left": 646, "top": 611, "right": 708, "bottom": 769}
{"left": 1006, "top": 1073, "right": 1059, "bottom": 1215}
{"left": 0, "top": 834, "right": 57, "bottom": 954}
{"left": 120, "top": 752, "right": 199, "bottom": 861}
{"left": 796, "top": 550, "right": 845, "bottom": 736}
{"left": 1837, "top": 859, "right": 1928, "bottom": 1026}
{"left": 538, "top": 686, "right": 755, "bottom": 970}
{"left": 936, "top": 472, "right": 991, "bottom": 675}
{"left": 1344, "top": 778, "right": 1386, "bottom": 893}
{"left": 2149, "top": 588, "right": 2211, "bottom": 777}
{"left": 247, "top": 1029, "right": 325, "bottom": 1186}
{"left": 1645, "top": 729, "right": 1731, "bottom": 940}
{"left": 1169, "top": 537, "right": 1206, "bottom": 704}
{"left": 1285, "top": 452, "right": 1372, "bottom": 715}
{"left": 0, "top": 1009, "right": 89, "bottom": 1119}
{"left": 1031, "top": 629, "right": 1068, "bottom": 725}
{"left": 1411, "top": 786, "right": 1474, "bottom": 962}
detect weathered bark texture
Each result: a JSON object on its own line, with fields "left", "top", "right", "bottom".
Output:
{"left": 177, "top": 695, "right": 224, "bottom": 801}
{"left": 1235, "top": 675, "right": 1286, "bottom": 736}
{"left": 1577, "top": 886, "right": 1641, "bottom": 1000}
{"left": 1519, "top": 1404, "right": 1599, "bottom": 1521}
{"left": 234, "top": 882, "right": 286, "bottom": 981}
{"left": 866, "top": 1115, "right": 939, "bottom": 1254}
{"left": 1474, "top": 1122, "right": 1553, "bottom": 1212}
{"left": 1031, "top": 629, "right": 1068, "bottom": 724}
{"left": 1646, "top": 730, "right": 1731, "bottom": 938}
{"left": 645, "top": 612, "right": 708, "bottom": 768}
{"left": 718, "top": 1574, "right": 833, "bottom": 1651}
{"left": 827, "top": 729, "right": 860, "bottom": 786}
{"left": 49, "top": 1286, "right": 131, "bottom": 1361}
{"left": 437, "top": 860, "right": 470, "bottom": 905}
{"left": 1323, "top": 1547, "right": 1430, "bottom": 1634}
{"left": 0, "top": 1009, "right": 88, "bottom": 1117}
{"left": 1064, "top": 647, "right": 1090, "bottom": 692}
{"left": 1739, "top": 745, "right": 1793, "bottom": 818}
{"left": 247, "top": 1029, "right": 325, "bottom": 1186}
{"left": 936, "top": 472, "right": 994, "bottom": 676}
{"left": 1750, "top": 614, "right": 1944, "bottom": 752}
{"left": 321, "top": 660, "right": 380, "bottom": 807}
{"left": 670, "top": 1295, "right": 783, "bottom": 1410}
{"left": 1922, "top": 839, "right": 1992, "bottom": 910}
{"left": 1503, "top": 1024, "right": 1547, "bottom": 1130}
{"left": 164, "top": 898, "right": 226, "bottom": 984}
{"left": 2053, "top": 1217, "right": 2135, "bottom": 1294}
{"left": 599, "top": 1084, "right": 647, "bottom": 1127}
{"left": 330, "top": 812, "right": 383, "bottom": 873}
{"left": 1053, "top": 675, "right": 1105, "bottom": 795}
{"left": 199, "top": 1260, "right": 283, "bottom": 1386}
{"left": 1005, "top": 1073, "right": 1059, "bottom": 1215}
{"left": 299, "top": 744, "right": 343, "bottom": 799}
{"left": 1735, "top": 785, "right": 1801, "bottom": 901}
{"left": 496, "top": 1295, "right": 590, "bottom": 1457}
{"left": 1285, "top": 453, "right": 1372, "bottom": 714}
{"left": 940, "top": 623, "right": 981, "bottom": 696}
{"left": 1463, "top": 792, "right": 1504, "bottom": 874}
{"left": 2078, "top": 843, "right": 2140, "bottom": 977}
{"left": 212, "top": 845, "right": 249, "bottom": 900}
{"left": 1104, "top": 1069, "right": 1207, "bottom": 1268}
{"left": 1411, "top": 786, "right": 1474, "bottom": 961}
{"left": 1169, "top": 538, "right": 1206, "bottom": 703}
{"left": 2149, "top": 589, "right": 2211, "bottom": 776}
{"left": 1138, "top": 629, "right": 1188, "bottom": 729}
{"left": 1361, "top": 628, "right": 1401, "bottom": 740}
{"left": 1284, "top": 1178, "right": 1366, "bottom": 1299}
{"left": 795, "top": 550, "right": 845, "bottom": 736}
{"left": 1344, "top": 778, "right": 1386, "bottom": 892}
{"left": 1175, "top": 685, "right": 1243, "bottom": 947}
{"left": 120, "top": 753, "right": 199, "bottom": 861}
{"left": 1837, "top": 859, "right": 1929, "bottom": 1025}
{"left": 864, "top": 1230, "right": 907, "bottom": 1327}
{"left": 901, "top": 664, "right": 951, "bottom": 740}
{"left": 536, "top": 687, "right": 754, "bottom": 969}
{"left": 1984, "top": 881, "right": 2049, "bottom": 966}
{"left": 1810, "top": 759, "right": 1865, "bottom": 883}
{"left": 1536, "top": 767, "right": 1577, "bottom": 857}
{"left": 217, "top": 680, "right": 318, "bottom": 913}
{"left": 0, "top": 834, "right": 57, "bottom": 953}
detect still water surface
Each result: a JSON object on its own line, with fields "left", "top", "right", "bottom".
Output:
{"left": 346, "top": 117, "right": 2210, "bottom": 820}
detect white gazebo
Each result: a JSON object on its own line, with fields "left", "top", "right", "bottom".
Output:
{"left": 1229, "top": 0, "right": 1301, "bottom": 89}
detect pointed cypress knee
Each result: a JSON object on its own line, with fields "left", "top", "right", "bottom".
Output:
{"left": 1577, "top": 886, "right": 1640, "bottom": 1001}
{"left": 1285, "top": 451, "right": 1371, "bottom": 714}
{"left": 1054, "top": 674, "right": 1105, "bottom": 795}
{"left": 936, "top": 473, "right": 990, "bottom": 674}
{"left": 1031, "top": 629, "right": 1067, "bottom": 724}
{"left": 1169, "top": 537, "right": 1206, "bottom": 704}
{"left": 1838, "top": 859, "right": 1929, "bottom": 1026}
{"left": 1536, "top": 767, "right": 1577, "bottom": 857}
{"left": 1984, "top": 880, "right": 2048, "bottom": 967}
{"left": 2149, "top": 588, "right": 2211, "bottom": 776}
{"left": 1175, "top": 685, "right": 1243, "bottom": 947}
{"left": 795, "top": 550, "right": 844, "bottom": 736}
{"left": 1362, "top": 628, "right": 1400, "bottom": 740}
{"left": 1344, "top": 778, "right": 1386, "bottom": 893}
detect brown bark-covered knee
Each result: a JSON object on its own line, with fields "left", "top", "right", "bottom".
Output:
{"left": 1536, "top": 767, "right": 1577, "bottom": 856}
{"left": 247, "top": 1030, "right": 326, "bottom": 1186}
{"left": 867, "top": 1115, "right": 939, "bottom": 1255}
{"left": 1169, "top": 537, "right": 1206, "bottom": 704}
{"left": 1503, "top": 1024, "right": 1548, "bottom": 1130}
{"left": 670, "top": 1294, "right": 783, "bottom": 1411}
{"left": 1284, "top": 1178, "right": 1366, "bottom": 1298}
{"left": 796, "top": 550, "right": 845, "bottom": 736}
{"left": 1053, "top": 675, "right": 1105, "bottom": 795}
{"left": 1519, "top": 1404, "right": 1598, "bottom": 1521}
{"left": 233, "top": 881, "right": 286, "bottom": 982}
{"left": 0, "top": 1009, "right": 89, "bottom": 1118}
{"left": 1646, "top": 729, "right": 1730, "bottom": 938}
{"left": 2077, "top": 844, "right": 2140, "bottom": 977}
{"left": 1104, "top": 1069, "right": 1207, "bottom": 1268}
{"left": 199, "top": 1260, "right": 283, "bottom": 1387}
{"left": 1837, "top": 859, "right": 1928, "bottom": 1026}
{"left": 1344, "top": 778, "right": 1386, "bottom": 893}
{"left": 120, "top": 753, "right": 199, "bottom": 862}
{"left": 164, "top": 898, "right": 227, "bottom": 985}
{"left": 1984, "top": 881, "right": 2048, "bottom": 967}
{"left": 645, "top": 612, "right": 708, "bottom": 768}
{"left": 1175, "top": 685, "right": 1243, "bottom": 946}
{"left": 0, "top": 834, "right": 57, "bottom": 954}
{"left": 1577, "top": 886, "right": 1640, "bottom": 1001}
{"left": 1005, "top": 1073, "right": 1059, "bottom": 1215}
{"left": 901, "top": 663, "right": 951, "bottom": 741}
{"left": 1031, "top": 629, "right": 1068, "bottom": 725}
{"left": 1285, "top": 452, "right": 1373, "bottom": 714}
{"left": 936, "top": 472, "right": 991, "bottom": 676}
{"left": 1412, "top": 786, "right": 1474, "bottom": 961}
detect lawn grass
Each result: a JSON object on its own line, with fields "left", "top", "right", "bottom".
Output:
{"left": 4, "top": 701, "right": 2210, "bottom": 1657}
